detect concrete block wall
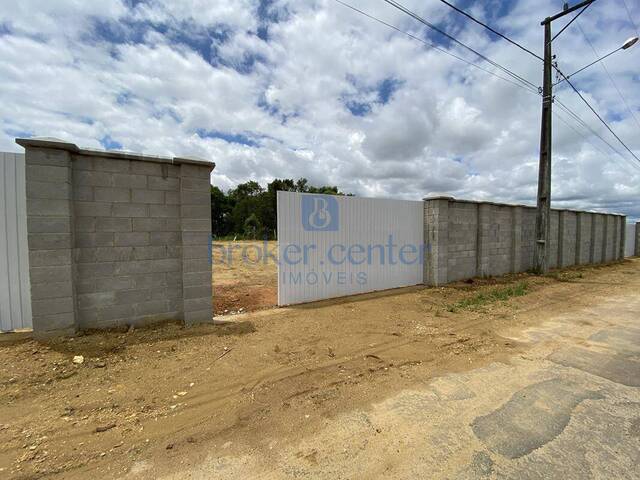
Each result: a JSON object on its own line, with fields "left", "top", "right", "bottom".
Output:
{"left": 18, "top": 138, "right": 214, "bottom": 336}
{"left": 424, "top": 197, "right": 626, "bottom": 286}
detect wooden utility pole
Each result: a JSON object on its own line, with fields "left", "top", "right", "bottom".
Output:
{"left": 535, "top": 0, "right": 595, "bottom": 273}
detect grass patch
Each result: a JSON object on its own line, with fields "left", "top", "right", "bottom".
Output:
{"left": 448, "top": 281, "right": 529, "bottom": 312}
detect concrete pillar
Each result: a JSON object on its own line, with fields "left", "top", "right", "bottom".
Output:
{"left": 636, "top": 223, "right": 640, "bottom": 257}
{"left": 476, "top": 203, "right": 491, "bottom": 277}
{"left": 23, "top": 142, "right": 78, "bottom": 337}
{"left": 511, "top": 206, "right": 523, "bottom": 273}
{"left": 557, "top": 210, "right": 566, "bottom": 268}
{"left": 423, "top": 197, "right": 450, "bottom": 286}
{"left": 618, "top": 216, "right": 626, "bottom": 260}
{"left": 179, "top": 161, "right": 214, "bottom": 324}
{"left": 575, "top": 212, "right": 582, "bottom": 265}
{"left": 589, "top": 213, "right": 597, "bottom": 264}
{"left": 601, "top": 215, "right": 609, "bottom": 263}
{"left": 18, "top": 138, "right": 214, "bottom": 336}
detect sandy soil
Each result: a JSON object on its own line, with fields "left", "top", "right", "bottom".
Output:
{"left": 0, "top": 258, "right": 638, "bottom": 479}
{"left": 212, "top": 241, "right": 277, "bottom": 314}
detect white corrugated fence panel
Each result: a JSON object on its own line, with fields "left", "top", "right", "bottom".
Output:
{"left": 626, "top": 224, "right": 637, "bottom": 257}
{"left": 277, "top": 191, "right": 423, "bottom": 305}
{"left": 0, "top": 152, "right": 32, "bottom": 332}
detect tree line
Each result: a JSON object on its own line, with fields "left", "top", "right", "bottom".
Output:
{"left": 210, "top": 178, "right": 349, "bottom": 239}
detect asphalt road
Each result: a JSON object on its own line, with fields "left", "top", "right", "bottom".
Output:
{"left": 157, "top": 290, "right": 640, "bottom": 479}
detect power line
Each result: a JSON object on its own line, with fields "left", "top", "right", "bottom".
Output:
{"left": 379, "top": 0, "right": 539, "bottom": 91}
{"left": 433, "top": 0, "right": 543, "bottom": 61}
{"left": 620, "top": 0, "right": 639, "bottom": 36}
{"left": 576, "top": 21, "right": 640, "bottom": 132}
{"left": 333, "top": 0, "right": 540, "bottom": 95}
{"left": 555, "top": 98, "right": 640, "bottom": 173}
{"left": 557, "top": 71, "right": 640, "bottom": 164}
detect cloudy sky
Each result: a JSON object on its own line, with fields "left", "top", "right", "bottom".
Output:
{"left": 1, "top": 0, "right": 639, "bottom": 219}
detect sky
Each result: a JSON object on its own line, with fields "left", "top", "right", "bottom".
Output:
{"left": 1, "top": 0, "right": 639, "bottom": 220}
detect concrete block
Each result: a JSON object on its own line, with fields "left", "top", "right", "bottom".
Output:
{"left": 73, "top": 217, "right": 97, "bottom": 232}
{"left": 32, "top": 312, "right": 76, "bottom": 334}
{"left": 115, "top": 232, "right": 150, "bottom": 246}
{"left": 30, "top": 265, "right": 72, "bottom": 284}
{"left": 32, "top": 296, "right": 74, "bottom": 316}
{"left": 112, "top": 203, "right": 149, "bottom": 218}
{"left": 182, "top": 244, "right": 210, "bottom": 259}
{"left": 180, "top": 204, "right": 210, "bottom": 219}
{"left": 95, "top": 276, "right": 135, "bottom": 292}
{"left": 180, "top": 163, "right": 211, "bottom": 179}
{"left": 132, "top": 189, "right": 164, "bottom": 204}
{"left": 181, "top": 232, "right": 210, "bottom": 245}
{"left": 26, "top": 148, "right": 70, "bottom": 167}
{"left": 27, "top": 180, "right": 72, "bottom": 200}
{"left": 75, "top": 232, "right": 115, "bottom": 247}
{"left": 76, "top": 262, "right": 116, "bottom": 278}
{"left": 184, "top": 309, "right": 212, "bottom": 325}
{"left": 164, "top": 191, "right": 180, "bottom": 205}
{"left": 30, "top": 281, "right": 73, "bottom": 299}
{"left": 184, "top": 297, "right": 211, "bottom": 312}
{"left": 27, "top": 233, "right": 72, "bottom": 250}
{"left": 148, "top": 176, "right": 179, "bottom": 191}
{"left": 73, "top": 186, "right": 94, "bottom": 201}
{"left": 180, "top": 218, "right": 211, "bottom": 232}
{"left": 75, "top": 201, "right": 112, "bottom": 217}
{"left": 72, "top": 156, "right": 94, "bottom": 171}
{"left": 114, "top": 258, "right": 181, "bottom": 275}
{"left": 96, "top": 217, "right": 131, "bottom": 232}
{"left": 133, "top": 218, "right": 166, "bottom": 232}
{"left": 28, "top": 217, "right": 71, "bottom": 234}
{"left": 183, "top": 258, "right": 210, "bottom": 273}
{"left": 135, "top": 300, "right": 168, "bottom": 316}
{"left": 97, "top": 304, "right": 135, "bottom": 322}
{"left": 113, "top": 173, "right": 147, "bottom": 189}
{"left": 115, "top": 289, "right": 151, "bottom": 305}
{"left": 93, "top": 157, "right": 131, "bottom": 173}
{"left": 29, "top": 249, "right": 72, "bottom": 267}
{"left": 27, "top": 198, "right": 71, "bottom": 216}
{"left": 77, "top": 292, "right": 116, "bottom": 309}
{"left": 181, "top": 191, "right": 210, "bottom": 205}
{"left": 149, "top": 232, "right": 182, "bottom": 245}
{"left": 180, "top": 176, "right": 210, "bottom": 191}
{"left": 132, "top": 273, "right": 168, "bottom": 289}
{"left": 132, "top": 245, "right": 167, "bottom": 260}
{"left": 150, "top": 204, "right": 179, "bottom": 218}
{"left": 131, "top": 161, "right": 163, "bottom": 176}
{"left": 27, "top": 164, "right": 70, "bottom": 183}
{"left": 183, "top": 271, "right": 211, "bottom": 287}
{"left": 72, "top": 170, "right": 113, "bottom": 187}
{"left": 184, "top": 284, "right": 212, "bottom": 299}
{"left": 94, "top": 187, "right": 131, "bottom": 203}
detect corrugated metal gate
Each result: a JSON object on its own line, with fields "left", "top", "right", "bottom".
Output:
{"left": 277, "top": 192, "right": 424, "bottom": 305}
{"left": 0, "top": 152, "right": 32, "bottom": 331}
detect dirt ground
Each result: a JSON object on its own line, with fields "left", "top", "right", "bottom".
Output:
{"left": 212, "top": 241, "right": 277, "bottom": 314}
{"left": 0, "top": 258, "right": 639, "bottom": 479}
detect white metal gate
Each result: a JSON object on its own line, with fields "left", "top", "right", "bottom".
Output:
{"left": 277, "top": 191, "right": 424, "bottom": 305}
{"left": 0, "top": 152, "right": 32, "bottom": 331}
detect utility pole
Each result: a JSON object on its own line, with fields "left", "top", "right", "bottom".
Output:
{"left": 534, "top": 0, "right": 595, "bottom": 273}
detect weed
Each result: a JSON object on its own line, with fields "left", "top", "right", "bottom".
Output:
{"left": 448, "top": 281, "right": 529, "bottom": 312}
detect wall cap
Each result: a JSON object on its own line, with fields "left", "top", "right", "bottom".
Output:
{"left": 16, "top": 137, "right": 215, "bottom": 170}
{"left": 422, "top": 195, "right": 626, "bottom": 217}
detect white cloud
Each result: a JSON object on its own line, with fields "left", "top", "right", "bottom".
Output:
{"left": 0, "top": 0, "right": 639, "bottom": 220}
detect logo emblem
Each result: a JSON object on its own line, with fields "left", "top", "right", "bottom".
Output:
{"left": 302, "top": 195, "right": 339, "bottom": 231}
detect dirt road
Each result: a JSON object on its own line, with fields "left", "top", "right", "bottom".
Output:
{"left": 1, "top": 259, "right": 639, "bottom": 479}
